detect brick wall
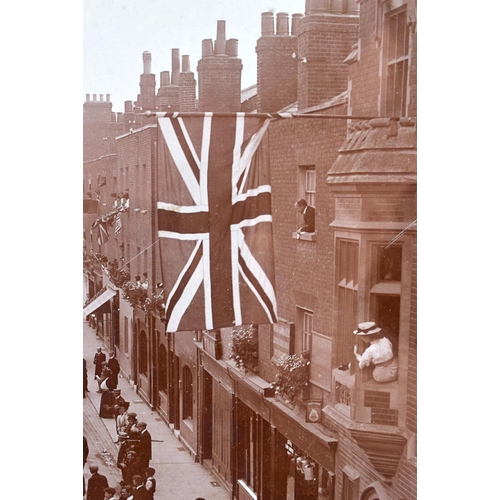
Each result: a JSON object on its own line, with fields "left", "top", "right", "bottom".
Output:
{"left": 266, "top": 107, "right": 347, "bottom": 369}
{"left": 297, "top": 13, "right": 359, "bottom": 111}
{"left": 407, "top": 237, "right": 417, "bottom": 434}
{"left": 139, "top": 73, "right": 156, "bottom": 111}
{"left": 197, "top": 57, "right": 242, "bottom": 112}
{"left": 348, "top": 0, "right": 380, "bottom": 117}
{"left": 116, "top": 126, "right": 160, "bottom": 285}
{"left": 256, "top": 35, "right": 298, "bottom": 112}
{"left": 348, "top": 0, "right": 417, "bottom": 118}
{"left": 336, "top": 425, "right": 417, "bottom": 500}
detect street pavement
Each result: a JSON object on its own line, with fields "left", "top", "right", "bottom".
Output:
{"left": 83, "top": 320, "right": 230, "bottom": 500}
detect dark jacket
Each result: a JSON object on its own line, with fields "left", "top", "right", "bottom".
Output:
{"left": 137, "top": 430, "right": 152, "bottom": 465}
{"left": 107, "top": 356, "right": 120, "bottom": 388}
{"left": 300, "top": 205, "right": 315, "bottom": 232}
{"left": 86, "top": 472, "right": 109, "bottom": 500}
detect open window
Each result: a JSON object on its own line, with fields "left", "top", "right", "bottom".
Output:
{"left": 294, "top": 165, "right": 317, "bottom": 241}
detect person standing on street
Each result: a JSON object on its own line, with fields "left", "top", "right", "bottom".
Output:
{"left": 107, "top": 351, "right": 120, "bottom": 389}
{"left": 86, "top": 464, "right": 109, "bottom": 500}
{"left": 132, "top": 475, "right": 148, "bottom": 500}
{"left": 136, "top": 422, "right": 152, "bottom": 474}
{"left": 93, "top": 347, "right": 106, "bottom": 391}
{"left": 144, "top": 467, "right": 156, "bottom": 499}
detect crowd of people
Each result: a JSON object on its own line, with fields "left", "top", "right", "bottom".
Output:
{"left": 84, "top": 347, "right": 156, "bottom": 500}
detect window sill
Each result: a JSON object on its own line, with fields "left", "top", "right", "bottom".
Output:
{"left": 292, "top": 231, "right": 317, "bottom": 242}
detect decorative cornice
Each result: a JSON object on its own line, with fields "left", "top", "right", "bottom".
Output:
{"left": 349, "top": 429, "right": 407, "bottom": 482}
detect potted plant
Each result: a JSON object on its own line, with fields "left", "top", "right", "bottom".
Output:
{"left": 229, "top": 325, "right": 258, "bottom": 373}
{"left": 107, "top": 260, "right": 131, "bottom": 289}
{"left": 271, "top": 354, "right": 310, "bottom": 405}
{"left": 121, "top": 280, "right": 148, "bottom": 309}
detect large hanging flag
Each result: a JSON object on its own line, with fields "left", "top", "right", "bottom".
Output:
{"left": 157, "top": 113, "right": 278, "bottom": 332}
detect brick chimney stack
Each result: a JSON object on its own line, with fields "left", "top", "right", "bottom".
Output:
{"left": 197, "top": 20, "right": 242, "bottom": 112}
{"left": 256, "top": 12, "right": 301, "bottom": 112}
{"left": 156, "top": 49, "right": 181, "bottom": 111}
{"left": 139, "top": 51, "right": 156, "bottom": 111}
{"left": 83, "top": 92, "right": 113, "bottom": 161}
{"left": 179, "top": 55, "right": 197, "bottom": 112}
{"left": 298, "top": 0, "right": 359, "bottom": 111}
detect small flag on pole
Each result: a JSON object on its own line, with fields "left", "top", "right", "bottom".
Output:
{"left": 97, "top": 222, "right": 109, "bottom": 246}
{"left": 115, "top": 212, "right": 122, "bottom": 235}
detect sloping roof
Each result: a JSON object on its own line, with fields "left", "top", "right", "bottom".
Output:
{"left": 241, "top": 84, "right": 258, "bottom": 103}
{"left": 277, "top": 90, "right": 349, "bottom": 114}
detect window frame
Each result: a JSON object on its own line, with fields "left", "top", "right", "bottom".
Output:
{"left": 296, "top": 307, "right": 314, "bottom": 355}
{"left": 381, "top": 5, "right": 410, "bottom": 118}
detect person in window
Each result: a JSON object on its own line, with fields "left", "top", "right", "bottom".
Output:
{"left": 353, "top": 321, "right": 398, "bottom": 383}
{"left": 294, "top": 199, "right": 315, "bottom": 233}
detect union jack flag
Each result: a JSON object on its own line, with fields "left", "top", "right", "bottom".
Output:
{"left": 91, "top": 219, "right": 109, "bottom": 246}
{"left": 157, "top": 113, "right": 278, "bottom": 332}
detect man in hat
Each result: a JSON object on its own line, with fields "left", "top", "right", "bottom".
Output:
{"left": 107, "top": 351, "right": 121, "bottom": 389}
{"left": 118, "top": 450, "right": 142, "bottom": 486}
{"left": 117, "top": 412, "right": 140, "bottom": 462}
{"left": 135, "top": 422, "right": 152, "bottom": 473}
{"left": 93, "top": 347, "right": 106, "bottom": 391}
{"left": 353, "top": 321, "right": 398, "bottom": 383}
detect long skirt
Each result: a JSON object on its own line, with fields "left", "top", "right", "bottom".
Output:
{"left": 99, "top": 390, "right": 116, "bottom": 418}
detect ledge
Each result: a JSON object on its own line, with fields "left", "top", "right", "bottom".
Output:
{"left": 322, "top": 404, "right": 407, "bottom": 483}
{"left": 292, "top": 231, "right": 317, "bottom": 241}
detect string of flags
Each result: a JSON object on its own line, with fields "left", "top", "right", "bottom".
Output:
{"left": 91, "top": 193, "right": 129, "bottom": 245}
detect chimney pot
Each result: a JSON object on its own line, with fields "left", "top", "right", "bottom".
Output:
{"left": 124, "top": 100, "right": 133, "bottom": 113}
{"left": 86, "top": 94, "right": 90, "bottom": 101}
{"left": 276, "top": 13, "right": 289, "bottom": 35}
{"left": 181, "top": 55, "right": 191, "bottom": 73}
{"left": 171, "top": 48, "right": 180, "bottom": 85}
{"left": 226, "top": 39, "right": 238, "bottom": 57}
{"left": 202, "top": 39, "right": 214, "bottom": 58}
{"left": 291, "top": 13, "right": 304, "bottom": 35}
{"left": 143, "top": 51, "right": 152, "bottom": 74}
{"left": 160, "top": 71, "right": 171, "bottom": 86}
{"left": 214, "top": 20, "right": 226, "bottom": 55}
{"left": 99, "top": 94, "right": 104, "bottom": 101}
{"left": 106, "top": 94, "right": 110, "bottom": 101}
{"left": 93, "top": 94, "right": 97, "bottom": 101}
{"left": 261, "top": 12, "right": 275, "bottom": 36}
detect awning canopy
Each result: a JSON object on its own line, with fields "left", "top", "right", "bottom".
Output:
{"left": 83, "top": 287, "right": 117, "bottom": 317}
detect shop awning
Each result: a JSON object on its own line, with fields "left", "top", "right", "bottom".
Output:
{"left": 83, "top": 287, "right": 117, "bottom": 317}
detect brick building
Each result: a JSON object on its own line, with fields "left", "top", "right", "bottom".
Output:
{"left": 83, "top": 1, "right": 417, "bottom": 499}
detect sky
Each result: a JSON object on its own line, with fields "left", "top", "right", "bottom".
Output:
{"left": 83, "top": 0, "right": 306, "bottom": 112}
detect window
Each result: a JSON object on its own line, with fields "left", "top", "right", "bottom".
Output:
{"left": 139, "top": 330, "right": 148, "bottom": 374}
{"left": 370, "top": 245, "right": 402, "bottom": 351}
{"left": 384, "top": 7, "right": 409, "bottom": 117}
{"left": 298, "top": 165, "right": 316, "bottom": 208}
{"left": 297, "top": 307, "right": 313, "bottom": 354}
{"left": 182, "top": 365, "right": 193, "bottom": 420}
{"left": 337, "top": 239, "right": 359, "bottom": 367}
